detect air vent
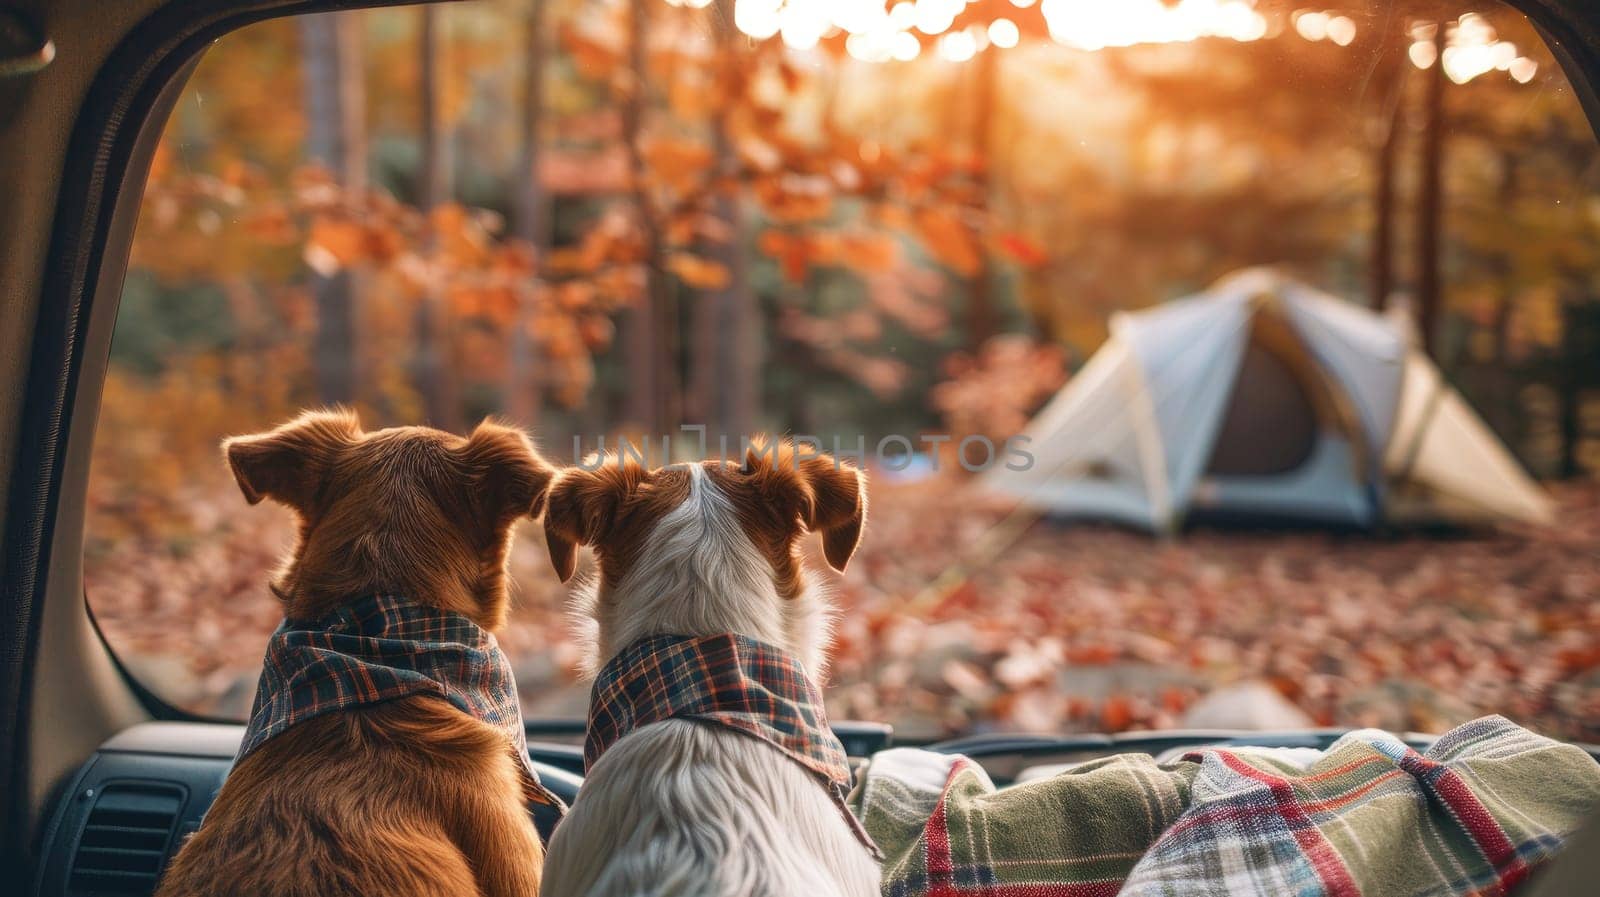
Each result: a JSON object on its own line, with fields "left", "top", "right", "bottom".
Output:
{"left": 68, "top": 783, "right": 184, "bottom": 896}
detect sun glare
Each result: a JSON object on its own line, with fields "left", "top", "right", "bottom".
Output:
{"left": 989, "top": 18, "right": 1021, "bottom": 50}
{"left": 735, "top": 0, "right": 1272, "bottom": 59}
{"left": 1040, "top": 0, "right": 1268, "bottom": 50}
{"left": 1407, "top": 12, "right": 1537, "bottom": 84}
{"left": 726, "top": 1, "right": 1541, "bottom": 85}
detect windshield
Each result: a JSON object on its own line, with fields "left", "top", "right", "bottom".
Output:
{"left": 87, "top": 0, "right": 1599, "bottom": 744}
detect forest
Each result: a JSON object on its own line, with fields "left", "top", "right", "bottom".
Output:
{"left": 86, "top": 0, "right": 1598, "bottom": 742}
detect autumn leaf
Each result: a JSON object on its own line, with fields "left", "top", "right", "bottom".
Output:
{"left": 839, "top": 232, "right": 900, "bottom": 274}
{"left": 552, "top": 280, "right": 598, "bottom": 311}
{"left": 592, "top": 265, "right": 646, "bottom": 305}
{"left": 914, "top": 206, "right": 983, "bottom": 276}
{"left": 807, "top": 231, "right": 842, "bottom": 267}
{"left": 756, "top": 229, "right": 788, "bottom": 258}
{"left": 758, "top": 230, "right": 811, "bottom": 284}
{"left": 243, "top": 206, "right": 297, "bottom": 245}
{"left": 754, "top": 174, "right": 834, "bottom": 224}
{"left": 364, "top": 221, "right": 407, "bottom": 265}
{"left": 776, "top": 60, "right": 803, "bottom": 93}
{"left": 562, "top": 23, "right": 623, "bottom": 80}
{"left": 738, "top": 135, "right": 783, "bottom": 173}
{"left": 578, "top": 315, "right": 615, "bottom": 350}
{"left": 995, "top": 231, "right": 1049, "bottom": 268}
{"left": 493, "top": 242, "right": 539, "bottom": 276}
{"left": 826, "top": 348, "right": 906, "bottom": 398}
{"left": 1101, "top": 695, "right": 1134, "bottom": 731}
{"left": 220, "top": 158, "right": 268, "bottom": 192}
{"left": 668, "top": 76, "right": 715, "bottom": 119}
{"left": 642, "top": 137, "right": 714, "bottom": 195}
{"left": 147, "top": 140, "right": 175, "bottom": 186}
{"left": 666, "top": 252, "right": 731, "bottom": 290}
{"left": 545, "top": 246, "right": 596, "bottom": 276}
{"left": 873, "top": 204, "right": 912, "bottom": 232}
{"left": 305, "top": 215, "right": 368, "bottom": 271}
{"left": 449, "top": 284, "right": 517, "bottom": 324}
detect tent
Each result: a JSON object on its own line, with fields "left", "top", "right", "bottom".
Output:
{"left": 982, "top": 268, "right": 1552, "bottom": 531}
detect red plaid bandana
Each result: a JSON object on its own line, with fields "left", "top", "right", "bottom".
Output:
{"left": 238, "top": 593, "right": 564, "bottom": 810}
{"left": 586, "top": 633, "right": 881, "bottom": 858}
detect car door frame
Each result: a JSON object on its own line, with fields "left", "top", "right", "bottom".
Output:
{"left": 0, "top": 0, "right": 439, "bottom": 877}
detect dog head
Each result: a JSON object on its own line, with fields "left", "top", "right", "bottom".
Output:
{"left": 223, "top": 408, "right": 555, "bottom": 629}
{"left": 542, "top": 438, "right": 866, "bottom": 677}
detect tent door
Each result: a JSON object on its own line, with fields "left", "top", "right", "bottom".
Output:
{"left": 1195, "top": 305, "right": 1377, "bottom": 524}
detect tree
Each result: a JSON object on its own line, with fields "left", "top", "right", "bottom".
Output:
{"left": 506, "top": 0, "right": 551, "bottom": 427}
{"left": 1414, "top": 20, "right": 1447, "bottom": 357}
{"left": 614, "top": 0, "right": 673, "bottom": 432}
{"left": 414, "top": 5, "right": 464, "bottom": 432}
{"left": 1368, "top": 21, "right": 1408, "bottom": 311}
{"left": 688, "top": 0, "right": 758, "bottom": 437}
{"left": 300, "top": 12, "right": 367, "bottom": 405}
{"left": 963, "top": 42, "right": 999, "bottom": 350}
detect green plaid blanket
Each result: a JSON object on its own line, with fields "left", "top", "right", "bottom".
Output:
{"left": 849, "top": 716, "right": 1600, "bottom": 896}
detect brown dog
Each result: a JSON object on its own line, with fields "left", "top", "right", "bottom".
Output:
{"left": 157, "top": 409, "right": 552, "bottom": 897}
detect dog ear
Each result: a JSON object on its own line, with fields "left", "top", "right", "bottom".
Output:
{"left": 222, "top": 409, "right": 362, "bottom": 511}
{"left": 455, "top": 419, "right": 556, "bottom": 527}
{"left": 542, "top": 460, "right": 644, "bottom": 582}
{"left": 796, "top": 454, "right": 867, "bottom": 573}
{"left": 744, "top": 438, "right": 867, "bottom": 573}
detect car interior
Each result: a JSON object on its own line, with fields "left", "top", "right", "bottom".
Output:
{"left": 3, "top": 1, "right": 1599, "bottom": 895}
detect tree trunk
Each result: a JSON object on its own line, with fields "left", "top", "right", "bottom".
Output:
{"left": 417, "top": 6, "right": 449, "bottom": 242}
{"left": 301, "top": 12, "right": 366, "bottom": 407}
{"left": 964, "top": 44, "right": 999, "bottom": 350}
{"left": 688, "top": 256, "right": 716, "bottom": 429}
{"left": 1414, "top": 23, "right": 1446, "bottom": 357}
{"left": 415, "top": 6, "right": 463, "bottom": 432}
{"left": 1558, "top": 303, "right": 1582, "bottom": 479}
{"left": 689, "top": 0, "right": 757, "bottom": 440}
{"left": 1491, "top": 154, "right": 1518, "bottom": 363}
{"left": 779, "top": 295, "right": 815, "bottom": 437}
{"left": 223, "top": 277, "right": 267, "bottom": 414}
{"left": 513, "top": 1, "right": 550, "bottom": 250}
{"left": 714, "top": 188, "right": 757, "bottom": 440}
{"left": 1371, "top": 128, "right": 1398, "bottom": 311}
{"left": 506, "top": 0, "right": 549, "bottom": 427}
{"left": 1369, "top": 30, "right": 1404, "bottom": 312}
{"left": 620, "top": 0, "right": 678, "bottom": 433}
{"left": 1477, "top": 154, "right": 1520, "bottom": 441}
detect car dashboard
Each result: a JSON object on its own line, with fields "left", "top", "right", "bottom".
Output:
{"left": 31, "top": 720, "right": 1599, "bottom": 897}
{"left": 29, "top": 722, "right": 587, "bottom": 897}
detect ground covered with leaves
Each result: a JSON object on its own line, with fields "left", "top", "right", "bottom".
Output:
{"left": 87, "top": 475, "right": 1599, "bottom": 743}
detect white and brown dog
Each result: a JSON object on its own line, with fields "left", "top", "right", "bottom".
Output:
{"left": 539, "top": 440, "right": 881, "bottom": 897}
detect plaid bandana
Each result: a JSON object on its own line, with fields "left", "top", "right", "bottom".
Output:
{"left": 586, "top": 633, "right": 881, "bottom": 858}
{"left": 237, "top": 593, "right": 564, "bottom": 810}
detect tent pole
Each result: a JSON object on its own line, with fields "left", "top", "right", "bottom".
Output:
{"left": 1124, "top": 350, "right": 1173, "bottom": 533}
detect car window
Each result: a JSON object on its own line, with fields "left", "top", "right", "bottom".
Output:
{"left": 88, "top": 0, "right": 1598, "bottom": 743}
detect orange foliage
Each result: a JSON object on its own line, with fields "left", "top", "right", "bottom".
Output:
{"left": 666, "top": 253, "right": 731, "bottom": 290}
{"left": 994, "top": 232, "right": 1048, "bottom": 268}
{"left": 915, "top": 206, "right": 984, "bottom": 277}
{"left": 933, "top": 335, "right": 1068, "bottom": 443}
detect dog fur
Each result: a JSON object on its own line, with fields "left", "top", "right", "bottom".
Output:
{"left": 156, "top": 409, "right": 552, "bottom": 897}
{"left": 539, "top": 441, "right": 881, "bottom": 897}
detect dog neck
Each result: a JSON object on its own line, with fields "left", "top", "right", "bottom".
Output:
{"left": 574, "top": 464, "right": 834, "bottom": 681}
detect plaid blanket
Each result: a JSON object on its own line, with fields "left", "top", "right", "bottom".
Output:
{"left": 588, "top": 632, "right": 880, "bottom": 856}
{"left": 238, "top": 593, "right": 563, "bottom": 809}
{"left": 850, "top": 716, "right": 1599, "bottom": 896}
